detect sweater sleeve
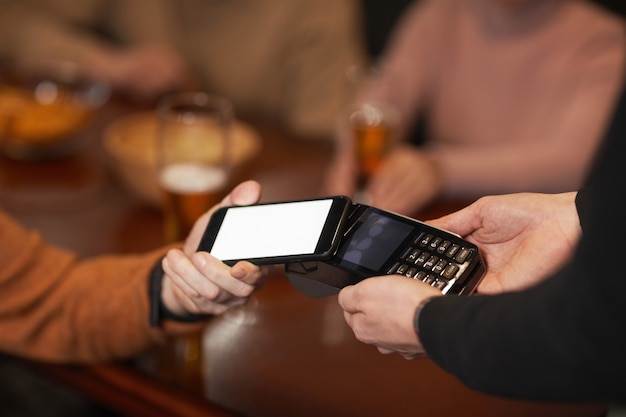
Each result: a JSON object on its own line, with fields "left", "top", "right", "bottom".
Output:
{"left": 0, "top": 209, "right": 201, "bottom": 363}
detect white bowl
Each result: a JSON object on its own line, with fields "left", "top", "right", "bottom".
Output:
{"left": 102, "top": 111, "right": 261, "bottom": 206}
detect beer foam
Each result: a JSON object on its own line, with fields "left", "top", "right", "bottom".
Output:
{"left": 159, "top": 163, "right": 226, "bottom": 193}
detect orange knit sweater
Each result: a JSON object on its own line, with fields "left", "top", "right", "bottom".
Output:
{"left": 0, "top": 208, "right": 199, "bottom": 363}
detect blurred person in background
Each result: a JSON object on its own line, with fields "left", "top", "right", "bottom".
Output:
{"left": 0, "top": 0, "right": 367, "bottom": 140}
{"left": 324, "top": 0, "right": 626, "bottom": 216}
{"left": 0, "top": 0, "right": 185, "bottom": 102}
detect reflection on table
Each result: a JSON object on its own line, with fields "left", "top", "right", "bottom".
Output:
{"left": 0, "top": 100, "right": 607, "bottom": 417}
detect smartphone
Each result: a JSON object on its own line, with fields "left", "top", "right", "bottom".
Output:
{"left": 197, "top": 196, "right": 351, "bottom": 265}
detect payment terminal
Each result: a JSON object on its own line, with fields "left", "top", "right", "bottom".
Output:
{"left": 198, "top": 196, "right": 486, "bottom": 298}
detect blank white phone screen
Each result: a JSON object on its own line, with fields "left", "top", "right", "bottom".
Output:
{"left": 210, "top": 199, "right": 334, "bottom": 261}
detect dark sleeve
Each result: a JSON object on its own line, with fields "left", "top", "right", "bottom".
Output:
{"left": 574, "top": 186, "right": 591, "bottom": 231}
{"left": 417, "top": 77, "right": 626, "bottom": 402}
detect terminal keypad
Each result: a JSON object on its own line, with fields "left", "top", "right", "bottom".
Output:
{"left": 387, "top": 232, "right": 476, "bottom": 292}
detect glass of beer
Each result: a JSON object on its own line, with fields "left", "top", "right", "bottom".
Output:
{"left": 342, "top": 64, "right": 398, "bottom": 204}
{"left": 157, "top": 92, "right": 233, "bottom": 243}
{"left": 348, "top": 100, "right": 397, "bottom": 204}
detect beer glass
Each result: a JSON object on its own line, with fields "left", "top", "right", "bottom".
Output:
{"left": 344, "top": 65, "right": 398, "bottom": 204}
{"left": 157, "top": 92, "right": 233, "bottom": 243}
{"left": 351, "top": 103, "right": 392, "bottom": 186}
{"left": 348, "top": 100, "right": 397, "bottom": 204}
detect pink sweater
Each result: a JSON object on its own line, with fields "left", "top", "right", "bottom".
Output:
{"left": 370, "top": 0, "right": 626, "bottom": 196}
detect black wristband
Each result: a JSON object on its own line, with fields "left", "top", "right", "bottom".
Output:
{"left": 148, "top": 259, "right": 210, "bottom": 327}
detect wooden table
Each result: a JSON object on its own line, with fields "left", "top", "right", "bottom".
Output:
{"left": 0, "top": 102, "right": 607, "bottom": 417}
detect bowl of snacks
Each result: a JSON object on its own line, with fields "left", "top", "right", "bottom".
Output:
{"left": 0, "top": 60, "right": 109, "bottom": 159}
{"left": 103, "top": 111, "right": 262, "bottom": 206}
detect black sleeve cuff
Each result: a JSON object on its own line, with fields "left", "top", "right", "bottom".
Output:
{"left": 148, "top": 259, "right": 210, "bottom": 327}
{"left": 575, "top": 187, "right": 591, "bottom": 234}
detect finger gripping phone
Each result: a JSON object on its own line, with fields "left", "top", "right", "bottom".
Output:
{"left": 197, "top": 197, "right": 485, "bottom": 297}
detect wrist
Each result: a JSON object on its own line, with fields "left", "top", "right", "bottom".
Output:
{"left": 148, "top": 259, "right": 210, "bottom": 327}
